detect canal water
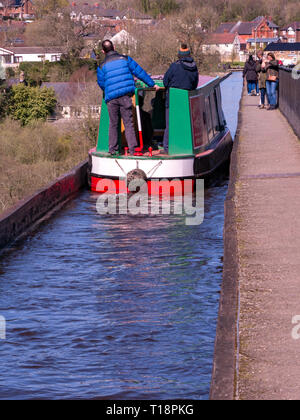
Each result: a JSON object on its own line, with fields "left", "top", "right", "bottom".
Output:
{"left": 0, "top": 72, "right": 243, "bottom": 400}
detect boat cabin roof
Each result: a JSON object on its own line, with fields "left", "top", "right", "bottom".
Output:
{"left": 150, "top": 75, "right": 216, "bottom": 89}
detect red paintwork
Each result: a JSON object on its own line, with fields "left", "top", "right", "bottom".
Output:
{"left": 195, "top": 149, "right": 214, "bottom": 158}
{"left": 91, "top": 177, "right": 194, "bottom": 196}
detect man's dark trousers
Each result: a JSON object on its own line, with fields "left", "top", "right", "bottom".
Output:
{"left": 106, "top": 95, "right": 137, "bottom": 154}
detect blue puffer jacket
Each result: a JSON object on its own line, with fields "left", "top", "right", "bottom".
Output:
{"left": 97, "top": 51, "right": 155, "bottom": 102}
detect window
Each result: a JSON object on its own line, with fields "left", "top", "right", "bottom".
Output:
{"left": 3, "top": 54, "right": 12, "bottom": 63}
{"left": 14, "top": 56, "right": 23, "bottom": 63}
{"left": 205, "top": 96, "right": 214, "bottom": 141}
{"left": 210, "top": 90, "right": 220, "bottom": 135}
{"left": 51, "top": 55, "right": 60, "bottom": 62}
{"left": 90, "top": 106, "right": 100, "bottom": 114}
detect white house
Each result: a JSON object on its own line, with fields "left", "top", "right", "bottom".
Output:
{"left": 41, "top": 82, "right": 102, "bottom": 120}
{"left": 110, "top": 30, "right": 137, "bottom": 49}
{"left": 0, "top": 46, "right": 63, "bottom": 67}
{"left": 202, "top": 33, "right": 241, "bottom": 61}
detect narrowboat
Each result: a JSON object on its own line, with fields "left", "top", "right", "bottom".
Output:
{"left": 88, "top": 75, "right": 233, "bottom": 193}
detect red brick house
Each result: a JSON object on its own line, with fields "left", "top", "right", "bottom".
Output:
{"left": 215, "top": 16, "right": 279, "bottom": 54}
{"left": 280, "top": 22, "right": 300, "bottom": 43}
{"left": 0, "top": 0, "right": 35, "bottom": 19}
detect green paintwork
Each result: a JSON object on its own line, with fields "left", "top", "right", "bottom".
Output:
{"left": 96, "top": 99, "right": 110, "bottom": 153}
{"left": 168, "top": 88, "right": 193, "bottom": 155}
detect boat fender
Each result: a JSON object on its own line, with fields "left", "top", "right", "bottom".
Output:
{"left": 127, "top": 169, "right": 147, "bottom": 193}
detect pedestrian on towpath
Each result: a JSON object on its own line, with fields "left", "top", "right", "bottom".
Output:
{"left": 256, "top": 51, "right": 268, "bottom": 109}
{"left": 162, "top": 44, "right": 199, "bottom": 154}
{"left": 265, "top": 52, "right": 279, "bottom": 111}
{"left": 243, "top": 55, "right": 258, "bottom": 96}
{"left": 97, "top": 40, "right": 160, "bottom": 156}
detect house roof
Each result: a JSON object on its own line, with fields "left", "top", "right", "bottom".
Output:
{"left": 265, "top": 42, "right": 300, "bottom": 51}
{"left": 247, "top": 37, "right": 280, "bottom": 43}
{"left": 215, "top": 16, "right": 279, "bottom": 36}
{"left": 215, "top": 20, "right": 258, "bottom": 35}
{"left": 238, "top": 22, "right": 259, "bottom": 35}
{"left": 253, "top": 16, "right": 279, "bottom": 29}
{"left": 122, "top": 8, "right": 152, "bottom": 20}
{"left": 70, "top": 5, "right": 125, "bottom": 19}
{"left": 281, "top": 22, "right": 300, "bottom": 31}
{"left": 2, "top": 46, "right": 64, "bottom": 54}
{"left": 41, "top": 82, "right": 101, "bottom": 105}
{"left": 214, "top": 23, "right": 236, "bottom": 33}
{"left": 205, "top": 33, "right": 237, "bottom": 45}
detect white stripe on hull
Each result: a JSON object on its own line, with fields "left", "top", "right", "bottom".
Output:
{"left": 92, "top": 156, "right": 194, "bottom": 179}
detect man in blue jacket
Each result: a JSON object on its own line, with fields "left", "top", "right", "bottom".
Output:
{"left": 162, "top": 44, "right": 199, "bottom": 154}
{"left": 97, "top": 40, "right": 160, "bottom": 155}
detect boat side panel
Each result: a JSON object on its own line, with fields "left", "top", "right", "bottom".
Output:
{"left": 194, "top": 129, "right": 233, "bottom": 176}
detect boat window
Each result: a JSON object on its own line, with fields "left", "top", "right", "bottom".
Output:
{"left": 210, "top": 90, "right": 220, "bottom": 134}
{"left": 205, "top": 96, "right": 214, "bottom": 141}
{"left": 134, "top": 89, "right": 166, "bottom": 150}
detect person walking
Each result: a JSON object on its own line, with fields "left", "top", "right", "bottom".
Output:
{"left": 97, "top": 40, "right": 160, "bottom": 156}
{"left": 243, "top": 55, "right": 258, "bottom": 96}
{"left": 265, "top": 52, "right": 279, "bottom": 111}
{"left": 162, "top": 44, "right": 199, "bottom": 154}
{"left": 256, "top": 51, "right": 268, "bottom": 109}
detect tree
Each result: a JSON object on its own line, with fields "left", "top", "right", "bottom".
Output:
{"left": 34, "top": 0, "right": 69, "bottom": 18}
{"left": 25, "top": 12, "right": 86, "bottom": 58}
{"left": 8, "top": 85, "right": 57, "bottom": 125}
{"left": 169, "top": 6, "right": 205, "bottom": 66}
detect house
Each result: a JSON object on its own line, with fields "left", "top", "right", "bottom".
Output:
{"left": 280, "top": 23, "right": 300, "bottom": 43}
{"left": 41, "top": 82, "right": 102, "bottom": 120}
{"left": 110, "top": 29, "right": 137, "bottom": 51}
{"left": 122, "top": 8, "right": 153, "bottom": 25}
{"left": 214, "top": 16, "right": 279, "bottom": 57}
{"left": 265, "top": 42, "right": 300, "bottom": 66}
{"left": 69, "top": 3, "right": 125, "bottom": 23}
{"left": 202, "top": 33, "right": 241, "bottom": 62}
{"left": 0, "top": 0, "right": 35, "bottom": 19}
{"left": 0, "top": 46, "right": 63, "bottom": 67}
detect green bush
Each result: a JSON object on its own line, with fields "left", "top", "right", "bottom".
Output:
{"left": 8, "top": 84, "right": 57, "bottom": 125}
{"left": 19, "top": 58, "right": 98, "bottom": 85}
{"left": 229, "top": 61, "right": 245, "bottom": 67}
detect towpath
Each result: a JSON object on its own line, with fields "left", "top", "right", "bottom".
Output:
{"left": 212, "top": 85, "right": 300, "bottom": 400}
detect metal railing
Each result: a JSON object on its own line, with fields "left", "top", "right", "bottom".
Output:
{"left": 279, "top": 66, "right": 300, "bottom": 139}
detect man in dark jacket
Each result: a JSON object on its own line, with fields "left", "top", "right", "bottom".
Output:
{"left": 97, "top": 40, "right": 160, "bottom": 155}
{"left": 162, "top": 44, "right": 199, "bottom": 154}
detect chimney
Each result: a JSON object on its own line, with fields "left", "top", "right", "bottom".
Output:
{"left": 71, "top": 2, "right": 77, "bottom": 6}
